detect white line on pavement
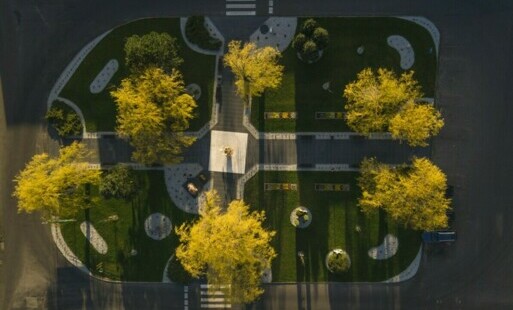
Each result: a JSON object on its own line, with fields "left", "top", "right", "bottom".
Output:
{"left": 226, "top": 4, "right": 256, "bottom": 8}
{"left": 226, "top": 11, "right": 256, "bottom": 15}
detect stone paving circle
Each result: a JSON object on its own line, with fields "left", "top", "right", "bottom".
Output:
{"left": 290, "top": 206, "right": 312, "bottom": 228}
{"left": 144, "top": 213, "right": 172, "bottom": 240}
{"left": 186, "top": 83, "right": 202, "bottom": 100}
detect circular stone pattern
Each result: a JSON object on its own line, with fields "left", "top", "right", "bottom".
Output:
{"left": 290, "top": 206, "right": 312, "bottom": 228}
{"left": 325, "top": 249, "right": 351, "bottom": 274}
{"left": 145, "top": 213, "right": 172, "bottom": 240}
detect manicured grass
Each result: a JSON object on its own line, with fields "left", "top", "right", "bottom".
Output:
{"left": 251, "top": 17, "right": 438, "bottom": 133}
{"left": 243, "top": 171, "right": 421, "bottom": 282}
{"left": 60, "top": 170, "right": 197, "bottom": 281}
{"left": 59, "top": 18, "right": 216, "bottom": 132}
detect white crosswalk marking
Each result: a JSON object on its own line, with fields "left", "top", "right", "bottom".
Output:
{"left": 226, "top": 0, "right": 256, "bottom": 16}
{"left": 200, "top": 284, "right": 231, "bottom": 308}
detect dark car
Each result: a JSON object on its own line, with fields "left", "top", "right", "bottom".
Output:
{"left": 422, "top": 231, "right": 457, "bottom": 243}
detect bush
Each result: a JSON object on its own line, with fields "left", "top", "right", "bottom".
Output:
{"left": 326, "top": 250, "right": 351, "bottom": 274}
{"left": 292, "top": 19, "right": 329, "bottom": 63}
{"left": 292, "top": 33, "right": 307, "bottom": 50}
{"left": 45, "top": 101, "right": 83, "bottom": 137}
{"left": 99, "top": 164, "right": 139, "bottom": 200}
{"left": 313, "top": 27, "right": 329, "bottom": 50}
{"left": 124, "top": 32, "right": 183, "bottom": 74}
{"left": 302, "top": 19, "right": 318, "bottom": 36}
{"left": 185, "top": 16, "right": 222, "bottom": 51}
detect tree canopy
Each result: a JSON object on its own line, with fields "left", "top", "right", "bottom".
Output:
{"left": 111, "top": 67, "right": 197, "bottom": 165}
{"left": 344, "top": 68, "right": 443, "bottom": 145}
{"left": 99, "top": 164, "right": 139, "bottom": 200}
{"left": 389, "top": 100, "right": 444, "bottom": 147}
{"left": 175, "top": 190, "right": 276, "bottom": 304}
{"left": 224, "top": 40, "right": 283, "bottom": 100}
{"left": 292, "top": 19, "right": 329, "bottom": 62}
{"left": 124, "top": 31, "right": 183, "bottom": 74}
{"left": 13, "top": 142, "right": 101, "bottom": 219}
{"left": 358, "top": 157, "right": 451, "bottom": 231}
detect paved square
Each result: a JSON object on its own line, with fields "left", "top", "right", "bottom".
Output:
{"left": 209, "top": 130, "right": 248, "bottom": 174}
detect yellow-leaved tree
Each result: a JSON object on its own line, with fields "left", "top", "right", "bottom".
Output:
{"left": 175, "top": 190, "right": 276, "bottom": 304}
{"left": 111, "top": 67, "right": 197, "bottom": 164}
{"left": 13, "top": 142, "right": 101, "bottom": 220}
{"left": 358, "top": 157, "right": 450, "bottom": 231}
{"left": 224, "top": 40, "right": 284, "bottom": 100}
{"left": 389, "top": 100, "right": 444, "bottom": 147}
{"left": 344, "top": 68, "right": 443, "bottom": 146}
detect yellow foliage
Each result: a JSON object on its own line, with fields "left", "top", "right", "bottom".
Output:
{"left": 358, "top": 157, "right": 450, "bottom": 231}
{"left": 13, "top": 142, "right": 101, "bottom": 219}
{"left": 111, "top": 68, "right": 197, "bottom": 164}
{"left": 224, "top": 41, "right": 284, "bottom": 100}
{"left": 175, "top": 190, "right": 276, "bottom": 304}
{"left": 344, "top": 68, "right": 423, "bottom": 134}
{"left": 389, "top": 101, "right": 444, "bottom": 147}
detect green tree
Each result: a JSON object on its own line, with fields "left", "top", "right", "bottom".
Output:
{"left": 111, "top": 67, "right": 197, "bottom": 165}
{"left": 312, "top": 27, "right": 329, "bottom": 50}
{"left": 292, "top": 19, "right": 329, "bottom": 62}
{"left": 13, "top": 142, "right": 101, "bottom": 219}
{"left": 344, "top": 68, "right": 423, "bottom": 134}
{"left": 389, "top": 100, "right": 444, "bottom": 146}
{"left": 124, "top": 32, "right": 183, "bottom": 74}
{"left": 45, "top": 103, "right": 83, "bottom": 137}
{"left": 358, "top": 157, "right": 450, "bottom": 231}
{"left": 175, "top": 190, "right": 276, "bottom": 304}
{"left": 99, "top": 164, "right": 139, "bottom": 200}
{"left": 224, "top": 41, "right": 283, "bottom": 100}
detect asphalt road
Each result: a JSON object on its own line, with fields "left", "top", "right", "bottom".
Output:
{"left": 2, "top": 0, "right": 513, "bottom": 309}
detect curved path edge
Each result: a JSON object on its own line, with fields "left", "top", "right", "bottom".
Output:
{"left": 48, "top": 30, "right": 112, "bottom": 107}
{"left": 382, "top": 245, "right": 423, "bottom": 283}
{"left": 398, "top": 16, "right": 440, "bottom": 56}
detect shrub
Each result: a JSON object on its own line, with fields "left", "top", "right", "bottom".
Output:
{"left": 45, "top": 101, "right": 83, "bottom": 137}
{"left": 292, "top": 33, "right": 307, "bottom": 50}
{"left": 99, "top": 164, "right": 139, "bottom": 200}
{"left": 302, "top": 19, "right": 318, "bottom": 36}
{"left": 292, "top": 19, "right": 329, "bottom": 62}
{"left": 326, "top": 250, "right": 351, "bottom": 274}
{"left": 124, "top": 32, "right": 183, "bottom": 74}
{"left": 313, "top": 27, "right": 329, "bottom": 50}
{"left": 185, "top": 16, "right": 222, "bottom": 51}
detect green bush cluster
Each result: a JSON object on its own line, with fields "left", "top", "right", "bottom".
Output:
{"left": 292, "top": 19, "right": 329, "bottom": 62}
{"left": 185, "top": 16, "right": 222, "bottom": 51}
{"left": 99, "top": 164, "right": 139, "bottom": 200}
{"left": 327, "top": 250, "right": 351, "bottom": 274}
{"left": 45, "top": 101, "right": 83, "bottom": 137}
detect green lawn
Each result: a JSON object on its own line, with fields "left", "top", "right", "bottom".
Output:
{"left": 243, "top": 171, "right": 421, "bottom": 282}
{"left": 60, "top": 170, "right": 197, "bottom": 281}
{"left": 59, "top": 18, "right": 216, "bottom": 132}
{"left": 251, "top": 17, "right": 438, "bottom": 133}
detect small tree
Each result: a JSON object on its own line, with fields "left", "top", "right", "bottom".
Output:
{"left": 46, "top": 103, "right": 83, "bottom": 137}
{"left": 111, "top": 67, "right": 197, "bottom": 165}
{"left": 224, "top": 41, "right": 283, "bottom": 100}
{"left": 358, "top": 157, "right": 451, "bottom": 231}
{"left": 124, "top": 32, "right": 183, "bottom": 74}
{"left": 99, "top": 164, "right": 139, "bottom": 200}
{"left": 13, "top": 142, "right": 101, "bottom": 219}
{"left": 176, "top": 190, "right": 276, "bottom": 304}
{"left": 313, "top": 28, "right": 329, "bottom": 50}
{"left": 301, "top": 19, "right": 318, "bottom": 36}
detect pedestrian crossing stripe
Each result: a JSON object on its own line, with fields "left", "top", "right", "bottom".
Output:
{"left": 200, "top": 284, "right": 231, "bottom": 309}
{"left": 226, "top": 0, "right": 256, "bottom": 16}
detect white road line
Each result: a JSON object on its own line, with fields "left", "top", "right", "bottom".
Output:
{"left": 226, "top": 11, "right": 256, "bottom": 16}
{"left": 201, "top": 298, "right": 227, "bottom": 302}
{"left": 201, "top": 291, "right": 225, "bottom": 295}
{"left": 201, "top": 304, "right": 232, "bottom": 309}
{"left": 226, "top": 4, "right": 256, "bottom": 8}
{"left": 200, "top": 284, "right": 230, "bottom": 289}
